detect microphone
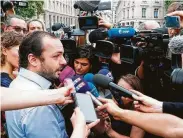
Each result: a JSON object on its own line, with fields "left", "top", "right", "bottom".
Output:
{"left": 89, "top": 27, "right": 136, "bottom": 43}
{"left": 72, "top": 76, "right": 90, "bottom": 93}
{"left": 72, "top": 76, "right": 100, "bottom": 96}
{"left": 59, "top": 66, "right": 75, "bottom": 84}
{"left": 168, "top": 35, "right": 183, "bottom": 54}
{"left": 52, "top": 23, "right": 64, "bottom": 31}
{"left": 93, "top": 74, "right": 136, "bottom": 99}
{"left": 73, "top": 1, "right": 100, "bottom": 11}
{"left": 83, "top": 73, "right": 94, "bottom": 84}
{"left": 87, "top": 82, "right": 99, "bottom": 97}
{"left": 98, "top": 69, "right": 114, "bottom": 81}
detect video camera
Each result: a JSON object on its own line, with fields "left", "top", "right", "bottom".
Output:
{"left": 120, "top": 31, "right": 169, "bottom": 65}
{"left": 74, "top": 0, "right": 111, "bottom": 30}
{"left": 1, "top": 0, "right": 28, "bottom": 14}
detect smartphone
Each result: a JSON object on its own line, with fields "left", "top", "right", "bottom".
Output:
{"left": 165, "top": 16, "right": 180, "bottom": 28}
{"left": 72, "top": 93, "right": 98, "bottom": 123}
{"left": 86, "top": 91, "right": 103, "bottom": 106}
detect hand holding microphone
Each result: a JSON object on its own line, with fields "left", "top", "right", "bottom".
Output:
{"left": 93, "top": 74, "right": 136, "bottom": 99}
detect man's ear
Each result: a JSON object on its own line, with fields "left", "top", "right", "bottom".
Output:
{"left": 28, "top": 53, "right": 40, "bottom": 67}
{"left": 2, "top": 47, "right": 8, "bottom": 56}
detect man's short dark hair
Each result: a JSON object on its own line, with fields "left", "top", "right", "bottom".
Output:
{"left": 76, "top": 45, "right": 94, "bottom": 63}
{"left": 19, "top": 31, "right": 57, "bottom": 68}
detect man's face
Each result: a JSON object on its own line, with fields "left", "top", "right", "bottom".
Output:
{"left": 6, "top": 18, "right": 27, "bottom": 35}
{"left": 37, "top": 37, "right": 67, "bottom": 81}
{"left": 168, "top": 28, "right": 181, "bottom": 38}
{"left": 74, "top": 58, "right": 91, "bottom": 75}
{"left": 28, "top": 21, "right": 43, "bottom": 33}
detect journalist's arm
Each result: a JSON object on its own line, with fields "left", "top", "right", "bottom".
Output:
{"left": 1, "top": 86, "right": 73, "bottom": 111}
{"left": 97, "top": 98, "right": 183, "bottom": 138}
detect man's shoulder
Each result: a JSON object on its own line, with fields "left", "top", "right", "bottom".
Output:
{"left": 10, "top": 75, "right": 41, "bottom": 90}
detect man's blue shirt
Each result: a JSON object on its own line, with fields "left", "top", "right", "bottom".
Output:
{"left": 5, "top": 68, "right": 68, "bottom": 138}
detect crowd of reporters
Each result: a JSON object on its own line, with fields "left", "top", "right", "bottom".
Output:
{"left": 1, "top": 1, "right": 183, "bottom": 138}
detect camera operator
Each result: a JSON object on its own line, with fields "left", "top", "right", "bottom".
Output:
{"left": 97, "top": 97, "right": 183, "bottom": 138}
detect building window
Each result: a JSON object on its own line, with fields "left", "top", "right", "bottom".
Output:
{"left": 154, "top": 8, "right": 158, "bottom": 18}
{"left": 155, "top": 0, "right": 159, "bottom": 3}
{"left": 142, "top": 0, "right": 147, "bottom": 3}
{"left": 49, "top": 15, "right": 51, "bottom": 27}
{"left": 132, "top": 8, "right": 134, "bottom": 18}
{"left": 127, "top": 9, "right": 129, "bottom": 18}
{"left": 142, "top": 8, "right": 146, "bottom": 18}
{"left": 57, "top": 16, "right": 59, "bottom": 23}
{"left": 123, "top": 10, "right": 125, "bottom": 19}
{"left": 53, "top": 16, "right": 55, "bottom": 24}
{"left": 124, "top": 1, "right": 125, "bottom": 6}
{"left": 53, "top": 1, "right": 55, "bottom": 10}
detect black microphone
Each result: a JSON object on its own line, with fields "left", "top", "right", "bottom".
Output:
{"left": 93, "top": 74, "right": 136, "bottom": 99}
{"left": 169, "top": 35, "right": 183, "bottom": 54}
{"left": 73, "top": 1, "right": 100, "bottom": 11}
{"left": 52, "top": 23, "right": 64, "bottom": 31}
{"left": 89, "top": 28, "right": 108, "bottom": 43}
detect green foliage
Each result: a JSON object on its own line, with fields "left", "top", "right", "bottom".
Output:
{"left": 164, "top": 0, "right": 173, "bottom": 12}
{"left": 164, "top": 0, "right": 183, "bottom": 12}
{"left": 15, "top": 0, "right": 44, "bottom": 19}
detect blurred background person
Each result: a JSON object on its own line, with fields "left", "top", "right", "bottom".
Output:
{"left": 27, "top": 19, "right": 45, "bottom": 34}
{"left": 4, "top": 15, "right": 27, "bottom": 35}
{"left": 1, "top": 31, "right": 24, "bottom": 138}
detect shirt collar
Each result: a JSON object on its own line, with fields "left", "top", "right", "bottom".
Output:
{"left": 18, "top": 68, "right": 52, "bottom": 89}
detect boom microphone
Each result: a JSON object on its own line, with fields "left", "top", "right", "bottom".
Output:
{"left": 52, "top": 23, "right": 65, "bottom": 31}
{"left": 73, "top": 1, "right": 100, "bottom": 11}
{"left": 169, "top": 35, "right": 183, "bottom": 54}
{"left": 89, "top": 27, "right": 136, "bottom": 43}
{"left": 93, "top": 74, "right": 136, "bottom": 99}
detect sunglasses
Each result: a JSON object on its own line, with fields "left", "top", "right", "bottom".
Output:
{"left": 9, "top": 26, "right": 27, "bottom": 34}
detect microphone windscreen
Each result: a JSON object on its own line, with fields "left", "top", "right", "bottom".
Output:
{"left": 168, "top": 35, "right": 183, "bottom": 54}
{"left": 98, "top": 69, "right": 114, "bottom": 81}
{"left": 75, "top": 79, "right": 90, "bottom": 93}
{"left": 108, "top": 28, "right": 136, "bottom": 38}
{"left": 93, "top": 74, "right": 112, "bottom": 89}
{"left": 87, "top": 82, "right": 99, "bottom": 97}
{"left": 52, "top": 23, "right": 62, "bottom": 31}
{"left": 89, "top": 28, "right": 108, "bottom": 43}
{"left": 72, "top": 75, "right": 83, "bottom": 85}
{"left": 59, "top": 66, "right": 75, "bottom": 83}
{"left": 83, "top": 73, "right": 94, "bottom": 84}
{"left": 77, "top": 1, "right": 100, "bottom": 11}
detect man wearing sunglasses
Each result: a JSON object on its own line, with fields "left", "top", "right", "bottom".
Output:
{"left": 4, "top": 14, "right": 27, "bottom": 35}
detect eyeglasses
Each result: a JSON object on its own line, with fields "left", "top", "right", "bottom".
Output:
{"left": 8, "top": 25, "right": 27, "bottom": 34}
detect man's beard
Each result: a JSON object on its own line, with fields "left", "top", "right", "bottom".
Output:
{"left": 37, "top": 62, "right": 59, "bottom": 82}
